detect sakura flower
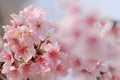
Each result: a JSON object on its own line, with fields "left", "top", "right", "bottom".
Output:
{"left": 10, "top": 14, "right": 24, "bottom": 27}
{"left": 7, "top": 67, "right": 23, "bottom": 80}
{"left": 55, "top": 62, "right": 68, "bottom": 76}
{"left": 19, "top": 5, "right": 45, "bottom": 22}
{"left": 14, "top": 44, "right": 35, "bottom": 62}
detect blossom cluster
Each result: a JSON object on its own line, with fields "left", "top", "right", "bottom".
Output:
{"left": 1, "top": 5, "right": 69, "bottom": 80}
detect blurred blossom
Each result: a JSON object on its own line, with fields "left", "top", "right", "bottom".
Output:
{"left": 55, "top": 0, "right": 120, "bottom": 80}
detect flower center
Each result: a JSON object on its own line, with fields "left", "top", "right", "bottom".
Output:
{"left": 18, "top": 45, "right": 27, "bottom": 54}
